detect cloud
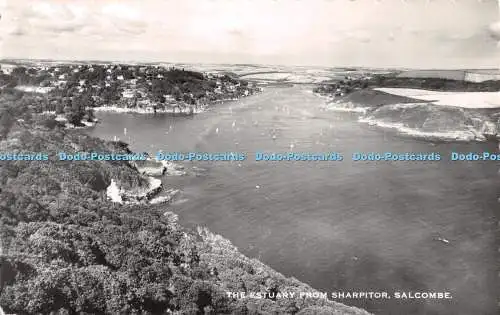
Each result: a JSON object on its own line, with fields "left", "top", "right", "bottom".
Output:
{"left": 99, "top": 2, "right": 147, "bottom": 35}
{"left": 25, "top": 2, "right": 75, "bottom": 20}
{"left": 488, "top": 21, "right": 500, "bottom": 40}
{"left": 101, "top": 3, "right": 141, "bottom": 21}
{"left": 1, "top": 0, "right": 498, "bottom": 68}
{"left": 7, "top": 1, "right": 88, "bottom": 36}
{"left": 109, "top": 20, "right": 147, "bottom": 35}
{"left": 8, "top": 26, "right": 26, "bottom": 36}
{"left": 228, "top": 29, "right": 244, "bottom": 37}
{"left": 3, "top": 1, "right": 147, "bottom": 39}
{"left": 344, "top": 29, "right": 372, "bottom": 43}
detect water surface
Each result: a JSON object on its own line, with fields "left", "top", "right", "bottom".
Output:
{"left": 89, "top": 86, "right": 498, "bottom": 315}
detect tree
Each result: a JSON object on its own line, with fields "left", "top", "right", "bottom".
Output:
{"left": 11, "top": 66, "right": 27, "bottom": 76}
{"left": 55, "top": 101, "right": 65, "bottom": 114}
{"left": 0, "top": 109, "right": 15, "bottom": 139}
{"left": 172, "top": 86, "right": 183, "bottom": 102}
{"left": 22, "top": 110, "right": 33, "bottom": 124}
{"left": 66, "top": 97, "right": 86, "bottom": 126}
{"left": 85, "top": 109, "right": 95, "bottom": 122}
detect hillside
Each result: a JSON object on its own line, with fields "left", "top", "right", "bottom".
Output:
{"left": 313, "top": 73, "right": 500, "bottom": 100}
{"left": 0, "top": 62, "right": 260, "bottom": 124}
{"left": 0, "top": 93, "right": 370, "bottom": 314}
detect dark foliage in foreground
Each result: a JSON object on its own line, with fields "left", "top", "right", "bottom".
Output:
{"left": 0, "top": 101, "right": 369, "bottom": 314}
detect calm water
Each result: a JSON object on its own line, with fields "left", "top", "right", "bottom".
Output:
{"left": 89, "top": 86, "right": 498, "bottom": 315}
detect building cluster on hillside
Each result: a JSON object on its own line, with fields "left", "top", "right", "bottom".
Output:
{"left": 313, "top": 75, "right": 370, "bottom": 97}
{"left": 0, "top": 62, "right": 260, "bottom": 125}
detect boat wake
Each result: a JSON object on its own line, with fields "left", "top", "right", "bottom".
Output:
{"left": 325, "top": 101, "right": 499, "bottom": 142}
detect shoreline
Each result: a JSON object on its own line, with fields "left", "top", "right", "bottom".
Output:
{"left": 195, "top": 225, "right": 372, "bottom": 315}
{"left": 103, "top": 148, "right": 372, "bottom": 314}
{"left": 93, "top": 105, "right": 205, "bottom": 115}
{"left": 316, "top": 88, "right": 500, "bottom": 142}
{"left": 92, "top": 95, "right": 257, "bottom": 115}
{"left": 95, "top": 131, "right": 371, "bottom": 314}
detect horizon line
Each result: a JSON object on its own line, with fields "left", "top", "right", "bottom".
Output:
{"left": 1, "top": 57, "right": 499, "bottom": 72}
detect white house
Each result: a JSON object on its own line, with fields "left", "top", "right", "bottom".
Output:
{"left": 122, "top": 89, "right": 135, "bottom": 98}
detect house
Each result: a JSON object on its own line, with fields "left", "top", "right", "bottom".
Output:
{"left": 137, "top": 99, "right": 151, "bottom": 107}
{"left": 122, "top": 89, "right": 135, "bottom": 98}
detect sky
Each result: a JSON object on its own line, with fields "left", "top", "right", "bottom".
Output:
{"left": 0, "top": 0, "right": 499, "bottom": 69}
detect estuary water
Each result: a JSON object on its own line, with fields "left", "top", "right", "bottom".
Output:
{"left": 89, "top": 86, "right": 498, "bottom": 315}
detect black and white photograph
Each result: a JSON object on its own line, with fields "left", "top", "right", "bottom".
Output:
{"left": 0, "top": 0, "right": 499, "bottom": 314}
